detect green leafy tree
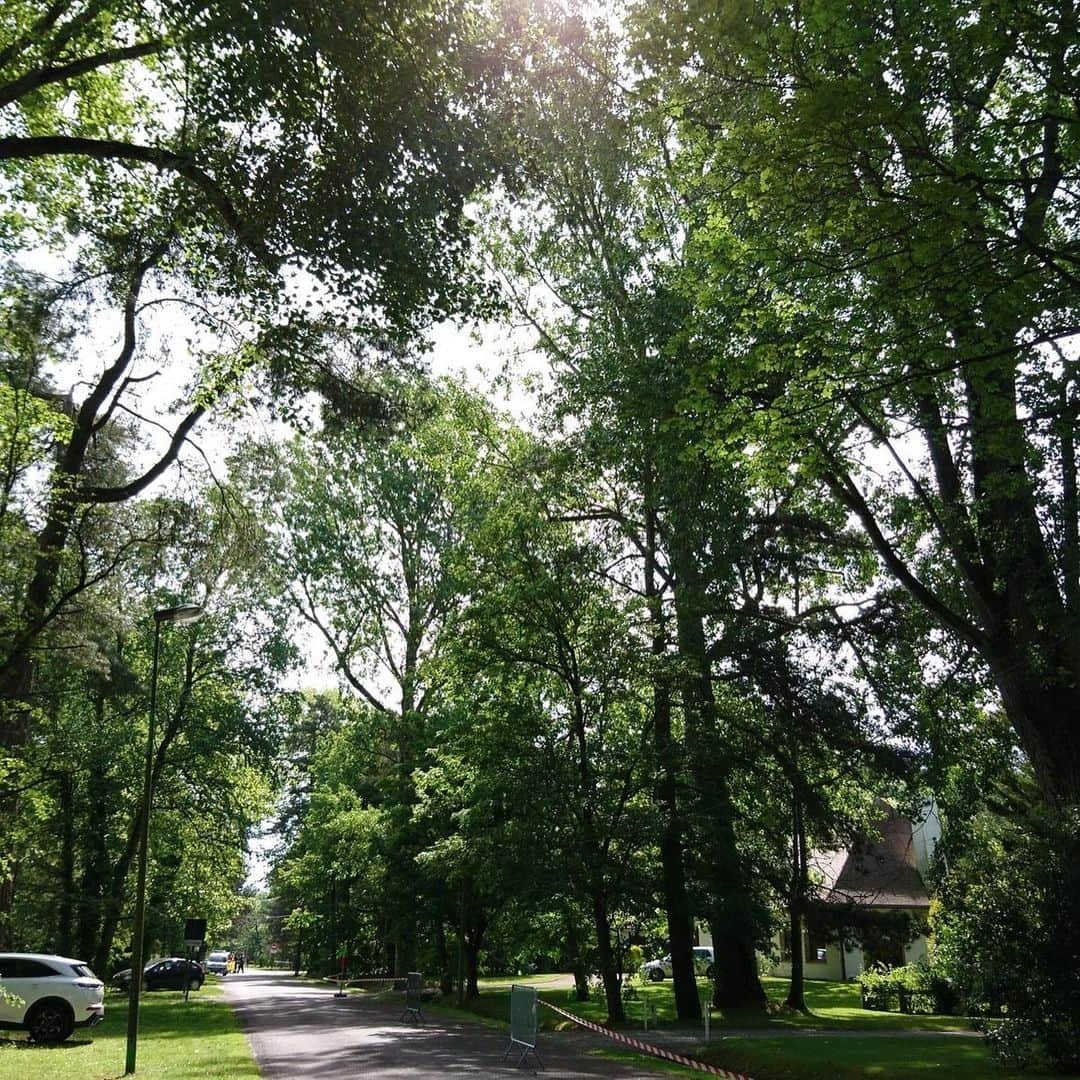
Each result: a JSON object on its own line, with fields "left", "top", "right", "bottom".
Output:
{"left": 630, "top": 0, "right": 1080, "bottom": 810}
{"left": 251, "top": 381, "right": 504, "bottom": 975}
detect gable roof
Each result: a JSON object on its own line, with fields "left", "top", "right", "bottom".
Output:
{"left": 809, "top": 808, "right": 931, "bottom": 910}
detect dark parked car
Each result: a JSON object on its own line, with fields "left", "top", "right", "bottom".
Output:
{"left": 112, "top": 957, "right": 204, "bottom": 993}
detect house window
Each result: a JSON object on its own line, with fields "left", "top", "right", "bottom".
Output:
{"left": 805, "top": 934, "right": 829, "bottom": 964}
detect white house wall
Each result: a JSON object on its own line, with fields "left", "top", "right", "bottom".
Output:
{"left": 766, "top": 930, "right": 928, "bottom": 982}
{"left": 911, "top": 799, "right": 943, "bottom": 878}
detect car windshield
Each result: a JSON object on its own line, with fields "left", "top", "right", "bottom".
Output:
{"left": 209, "top": 952, "right": 228, "bottom": 961}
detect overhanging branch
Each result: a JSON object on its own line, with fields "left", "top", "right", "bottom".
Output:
{"left": 0, "top": 136, "right": 278, "bottom": 271}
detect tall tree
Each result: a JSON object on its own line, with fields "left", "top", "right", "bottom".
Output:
{"left": 631, "top": 0, "right": 1080, "bottom": 808}
{"left": 458, "top": 443, "right": 656, "bottom": 1023}
{"left": 248, "top": 380, "right": 498, "bottom": 973}
{"left": 0, "top": 0, "right": 513, "bottom": 935}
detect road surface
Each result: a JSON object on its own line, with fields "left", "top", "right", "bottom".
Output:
{"left": 224, "top": 970, "right": 672, "bottom": 1078}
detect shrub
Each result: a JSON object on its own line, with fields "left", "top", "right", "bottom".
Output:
{"left": 932, "top": 803, "right": 1080, "bottom": 1072}
{"left": 856, "top": 963, "right": 949, "bottom": 1015}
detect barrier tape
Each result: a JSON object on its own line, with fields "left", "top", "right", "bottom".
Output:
{"left": 322, "top": 976, "right": 402, "bottom": 988}
{"left": 539, "top": 1000, "right": 754, "bottom": 1080}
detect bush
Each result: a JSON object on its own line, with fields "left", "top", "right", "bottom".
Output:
{"left": 856, "top": 963, "right": 951, "bottom": 1015}
{"left": 932, "top": 802, "right": 1080, "bottom": 1072}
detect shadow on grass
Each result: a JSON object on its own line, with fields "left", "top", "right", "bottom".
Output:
{"left": 0, "top": 1038, "right": 94, "bottom": 1050}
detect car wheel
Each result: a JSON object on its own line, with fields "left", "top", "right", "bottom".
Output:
{"left": 27, "top": 1000, "right": 75, "bottom": 1043}
{"left": 189, "top": 976, "right": 202, "bottom": 990}
{"left": 648, "top": 968, "right": 664, "bottom": 982}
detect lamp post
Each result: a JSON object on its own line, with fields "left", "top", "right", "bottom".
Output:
{"left": 125, "top": 603, "right": 202, "bottom": 1075}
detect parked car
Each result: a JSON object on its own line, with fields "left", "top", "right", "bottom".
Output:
{"left": 204, "top": 950, "right": 230, "bottom": 976}
{"left": 0, "top": 952, "right": 105, "bottom": 1042}
{"left": 112, "top": 957, "right": 204, "bottom": 993}
{"left": 640, "top": 946, "right": 714, "bottom": 982}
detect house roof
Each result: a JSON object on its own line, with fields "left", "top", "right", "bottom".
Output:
{"left": 809, "top": 809, "right": 931, "bottom": 910}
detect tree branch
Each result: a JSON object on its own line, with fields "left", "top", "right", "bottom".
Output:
{"left": 0, "top": 136, "right": 278, "bottom": 271}
{"left": 0, "top": 40, "right": 163, "bottom": 109}
{"left": 820, "top": 461, "right": 987, "bottom": 651}
{"left": 78, "top": 405, "right": 206, "bottom": 503}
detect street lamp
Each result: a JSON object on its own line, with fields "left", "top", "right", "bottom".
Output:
{"left": 125, "top": 603, "right": 202, "bottom": 1075}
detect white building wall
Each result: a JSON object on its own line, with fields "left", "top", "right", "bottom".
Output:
{"left": 843, "top": 941, "right": 863, "bottom": 978}
{"left": 770, "top": 941, "right": 848, "bottom": 982}
{"left": 911, "top": 799, "right": 942, "bottom": 878}
{"left": 904, "top": 936, "right": 929, "bottom": 966}
{"left": 766, "top": 927, "right": 926, "bottom": 981}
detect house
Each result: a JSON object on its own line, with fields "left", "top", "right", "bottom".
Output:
{"left": 699, "top": 800, "right": 941, "bottom": 980}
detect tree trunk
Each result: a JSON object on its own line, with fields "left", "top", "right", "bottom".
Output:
{"left": 566, "top": 913, "right": 590, "bottom": 1001}
{"left": 435, "top": 920, "right": 453, "bottom": 995}
{"left": 0, "top": 867, "right": 17, "bottom": 950}
{"left": 644, "top": 497, "right": 701, "bottom": 1021}
{"left": 456, "top": 889, "right": 467, "bottom": 1005}
{"left": 57, "top": 770, "right": 75, "bottom": 957}
{"left": 76, "top": 696, "right": 110, "bottom": 964}
{"left": 591, "top": 892, "right": 625, "bottom": 1023}
{"left": 709, "top": 917, "right": 766, "bottom": 1010}
{"left": 463, "top": 927, "right": 483, "bottom": 1000}
{"left": 784, "top": 789, "right": 809, "bottom": 1012}
{"left": 669, "top": 515, "right": 767, "bottom": 1011}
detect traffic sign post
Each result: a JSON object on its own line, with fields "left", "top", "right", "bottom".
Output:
{"left": 183, "top": 918, "right": 206, "bottom": 1003}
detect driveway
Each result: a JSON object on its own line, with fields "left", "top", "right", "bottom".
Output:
{"left": 224, "top": 970, "right": 670, "bottom": 1078}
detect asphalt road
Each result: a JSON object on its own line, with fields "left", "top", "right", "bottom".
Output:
{"left": 224, "top": 970, "right": 670, "bottom": 1078}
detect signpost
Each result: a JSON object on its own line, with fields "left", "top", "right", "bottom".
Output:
{"left": 183, "top": 918, "right": 206, "bottom": 1003}
{"left": 335, "top": 955, "right": 348, "bottom": 998}
{"left": 503, "top": 984, "right": 544, "bottom": 1070}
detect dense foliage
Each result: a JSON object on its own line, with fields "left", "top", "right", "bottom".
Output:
{"left": 2, "top": 1, "right": 1078, "bottom": 1071}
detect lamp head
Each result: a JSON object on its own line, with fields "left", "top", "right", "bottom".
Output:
{"left": 154, "top": 603, "right": 203, "bottom": 625}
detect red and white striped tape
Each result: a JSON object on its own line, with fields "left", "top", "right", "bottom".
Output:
{"left": 323, "top": 976, "right": 401, "bottom": 987}
{"left": 539, "top": 1000, "right": 754, "bottom": 1080}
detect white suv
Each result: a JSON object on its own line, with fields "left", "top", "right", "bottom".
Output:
{"left": 0, "top": 953, "right": 105, "bottom": 1042}
{"left": 640, "top": 945, "right": 714, "bottom": 982}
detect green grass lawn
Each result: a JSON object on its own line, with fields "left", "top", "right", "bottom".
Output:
{"left": 0, "top": 983, "right": 257, "bottom": 1080}
{"left": 697, "top": 1034, "right": 1080, "bottom": 1080}
{"left": 433, "top": 974, "right": 1080, "bottom": 1080}
{"left": 449, "top": 974, "right": 974, "bottom": 1034}
{"left": 751, "top": 977, "right": 974, "bottom": 1032}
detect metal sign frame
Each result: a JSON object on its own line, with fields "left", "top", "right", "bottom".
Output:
{"left": 400, "top": 971, "right": 424, "bottom": 1023}
{"left": 503, "top": 983, "right": 544, "bottom": 1070}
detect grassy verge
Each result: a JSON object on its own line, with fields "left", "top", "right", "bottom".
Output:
{"left": 442, "top": 975, "right": 974, "bottom": 1034}
{"left": 697, "top": 1034, "right": 1080, "bottom": 1080}
{"left": 434, "top": 974, "right": 1061, "bottom": 1080}
{"left": 751, "top": 977, "right": 973, "bottom": 1032}
{"left": 0, "top": 983, "right": 257, "bottom": 1080}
